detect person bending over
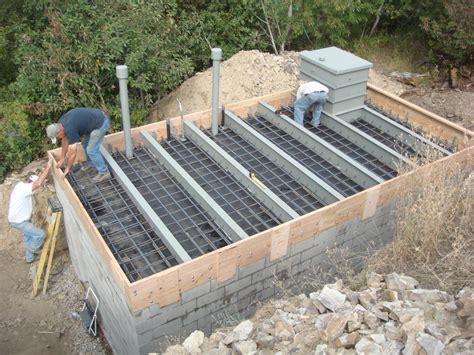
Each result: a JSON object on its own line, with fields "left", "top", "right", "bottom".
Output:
{"left": 46, "top": 107, "right": 110, "bottom": 182}
{"left": 294, "top": 81, "right": 329, "bottom": 128}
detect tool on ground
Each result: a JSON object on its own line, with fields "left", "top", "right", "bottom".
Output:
{"left": 249, "top": 172, "right": 267, "bottom": 189}
{"left": 80, "top": 287, "right": 99, "bottom": 336}
{"left": 31, "top": 195, "right": 63, "bottom": 297}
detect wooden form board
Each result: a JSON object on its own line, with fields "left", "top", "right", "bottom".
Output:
{"left": 367, "top": 83, "right": 473, "bottom": 148}
{"left": 48, "top": 87, "right": 474, "bottom": 314}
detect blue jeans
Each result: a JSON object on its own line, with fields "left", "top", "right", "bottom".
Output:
{"left": 10, "top": 221, "right": 45, "bottom": 262}
{"left": 294, "top": 91, "right": 328, "bottom": 126}
{"left": 82, "top": 114, "right": 110, "bottom": 174}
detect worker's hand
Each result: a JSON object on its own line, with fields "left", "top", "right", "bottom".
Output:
{"left": 56, "top": 158, "right": 65, "bottom": 169}
{"left": 46, "top": 158, "right": 53, "bottom": 170}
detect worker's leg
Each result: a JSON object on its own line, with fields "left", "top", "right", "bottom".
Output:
{"left": 293, "top": 95, "right": 312, "bottom": 125}
{"left": 87, "top": 117, "right": 110, "bottom": 174}
{"left": 10, "top": 221, "right": 45, "bottom": 262}
{"left": 81, "top": 134, "right": 92, "bottom": 165}
{"left": 310, "top": 92, "right": 328, "bottom": 127}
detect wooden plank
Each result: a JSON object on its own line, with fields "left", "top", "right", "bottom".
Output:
{"left": 270, "top": 223, "right": 290, "bottom": 261}
{"left": 178, "top": 253, "right": 218, "bottom": 293}
{"left": 236, "top": 231, "right": 272, "bottom": 267}
{"left": 362, "top": 186, "right": 381, "bottom": 220}
{"left": 368, "top": 84, "right": 473, "bottom": 148}
{"left": 217, "top": 246, "right": 238, "bottom": 282}
{"left": 128, "top": 268, "right": 180, "bottom": 312}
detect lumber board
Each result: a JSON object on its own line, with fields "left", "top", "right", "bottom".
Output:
{"left": 367, "top": 84, "right": 473, "bottom": 148}
{"left": 236, "top": 230, "right": 272, "bottom": 268}
{"left": 362, "top": 186, "right": 381, "bottom": 220}
{"left": 178, "top": 253, "right": 218, "bottom": 293}
{"left": 270, "top": 223, "right": 290, "bottom": 261}
{"left": 217, "top": 246, "right": 238, "bottom": 282}
{"left": 128, "top": 268, "right": 180, "bottom": 312}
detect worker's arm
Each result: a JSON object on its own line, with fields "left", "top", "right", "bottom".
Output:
{"left": 62, "top": 144, "right": 77, "bottom": 178}
{"left": 56, "top": 136, "right": 70, "bottom": 168}
{"left": 32, "top": 159, "right": 53, "bottom": 191}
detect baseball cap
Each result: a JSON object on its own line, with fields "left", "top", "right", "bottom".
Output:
{"left": 29, "top": 175, "right": 39, "bottom": 183}
{"left": 46, "top": 123, "right": 60, "bottom": 144}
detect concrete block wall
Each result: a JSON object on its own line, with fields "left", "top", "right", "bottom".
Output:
{"left": 55, "top": 182, "right": 139, "bottom": 355}
{"left": 133, "top": 202, "right": 395, "bottom": 354}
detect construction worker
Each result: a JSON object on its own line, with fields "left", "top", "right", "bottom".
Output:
{"left": 46, "top": 108, "right": 111, "bottom": 182}
{"left": 294, "top": 80, "right": 329, "bottom": 128}
{"left": 8, "top": 159, "right": 52, "bottom": 263}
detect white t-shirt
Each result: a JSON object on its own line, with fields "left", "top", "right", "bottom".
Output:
{"left": 296, "top": 81, "right": 329, "bottom": 100}
{"left": 8, "top": 182, "right": 34, "bottom": 223}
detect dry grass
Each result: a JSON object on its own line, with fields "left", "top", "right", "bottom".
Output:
{"left": 367, "top": 147, "right": 473, "bottom": 293}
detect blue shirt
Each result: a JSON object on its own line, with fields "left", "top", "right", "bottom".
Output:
{"left": 59, "top": 108, "right": 106, "bottom": 144}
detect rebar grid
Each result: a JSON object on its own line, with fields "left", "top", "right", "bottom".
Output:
{"left": 161, "top": 138, "right": 282, "bottom": 235}
{"left": 112, "top": 148, "right": 232, "bottom": 258}
{"left": 245, "top": 115, "right": 364, "bottom": 197}
{"left": 68, "top": 168, "right": 178, "bottom": 282}
{"left": 365, "top": 100, "right": 457, "bottom": 152}
{"left": 205, "top": 127, "right": 325, "bottom": 214}
{"left": 351, "top": 119, "right": 418, "bottom": 157}
{"left": 280, "top": 106, "right": 396, "bottom": 180}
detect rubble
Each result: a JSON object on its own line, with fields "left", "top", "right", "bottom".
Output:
{"left": 166, "top": 273, "right": 473, "bottom": 354}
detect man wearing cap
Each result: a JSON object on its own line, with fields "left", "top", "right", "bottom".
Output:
{"left": 293, "top": 81, "right": 329, "bottom": 128}
{"left": 8, "top": 160, "right": 52, "bottom": 263}
{"left": 46, "top": 108, "right": 110, "bottom": 182}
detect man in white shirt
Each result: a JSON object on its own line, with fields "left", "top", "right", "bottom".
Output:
{"left": 294, "top": 81, "right": 329, "bottom": 127}
{"left": 8, "top": 159, "right": 52, "bottom": 263}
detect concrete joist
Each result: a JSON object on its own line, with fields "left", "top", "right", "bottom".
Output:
{"left": 223, "top": 109, "right": 344, "bottom": 205}
{"left": 182, "top": 120, "right": 299, "bottom": 222}
{"left": 100, "top": 146, "right": 191, "bottom": 263}
{"left": 140, "top": 131, "right": 248, "bottom": 242}
{"left": 321, "top": 111, "right": 414, "bottom": 170}
{"left": 362, "top": 106, "right": 452, "bottom": 156}
{"left": 257, "top": 101, "right": 384, "bottom": 187}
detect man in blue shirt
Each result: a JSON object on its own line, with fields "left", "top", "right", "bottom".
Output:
{"left": 46, "top": 108, "right": 110, "bottom": 182}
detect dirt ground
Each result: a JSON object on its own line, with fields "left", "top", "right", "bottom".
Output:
{"left": 0, "top": 50, "right": 472, "bottom": 354}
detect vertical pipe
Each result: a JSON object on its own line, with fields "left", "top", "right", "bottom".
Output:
{"left": 116, "top": 65, "right": 133, "bottom": 158}
{"left": 211, "top": 48, "right": 222, "bottom": 136}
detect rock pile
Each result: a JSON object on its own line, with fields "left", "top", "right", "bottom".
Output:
{"left": 164, "top": 273, "right": 473, "bottom": 354}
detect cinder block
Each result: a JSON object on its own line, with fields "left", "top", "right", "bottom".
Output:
{"left": 276, "top": 253, "right": 301, "bottom": 273}
{"left": 210, "top": 274, "right": 238, "bottom": 291}
{"left": 239, "top": 259, "right": 266, "bottom": 278}
{"left": 152, "top": 317, "right": 183, "bottom": 339}
{"left": 197, "top": 286, "right": 225, "bottom": 308}
{"left": 183, "top": 305, "right": 210, "bottom": 325}
{"left": 237, "top": 283, "right": 260, "bottom": 299}
{"left": 137, "top": 329, "right": 153, "bottom": 347}
{"left": 197, "top": 317, "right": 212, "bottom": 336}
{"left": 181, "top": 281, "right": 211, "bottom": 304}
{"left": 224, "top": 275, "right": 252, "bottom": 296}
{"left": 256, "top": 286, "right": 275, "bottom": 302}
{"left": 290, "top": 236, "right": 315, "bottom": 255}
{"left": 251, "top": 265, "right": 277, "bottom": 284}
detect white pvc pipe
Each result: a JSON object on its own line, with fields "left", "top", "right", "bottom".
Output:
{"left": 211, "top": 48, "right": 222, "bottom": 136}
{"left": 116, "top": 65, "right": 133, "bottom": 158}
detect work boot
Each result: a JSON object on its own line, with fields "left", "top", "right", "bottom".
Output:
{"left": 92, "top": 171, "right": 111, "bottom": 183}
{"left": 80, "top": 164, "right": 94, "bottom": 173}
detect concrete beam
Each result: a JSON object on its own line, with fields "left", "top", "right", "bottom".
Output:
{"left": 320, "top": 112, "right": 415, "bottom": 170}
{"left": 223, "top": 109, "right": 344, "bottom": 205}
{"left": 140, "top": 131, "right": 248, "bottom": 242}
{"left": 257, "top": 101, "right": 384, "bottom": 187}
{"left": 100, "top": 146, "right": 191, "bottom": 263}
{"left": 183, "top": 120, "right": 299, "bottom": 222}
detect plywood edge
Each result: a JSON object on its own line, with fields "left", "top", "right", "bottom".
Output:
{"left": 367, "top": 83, "right": 473, "bottom": 147}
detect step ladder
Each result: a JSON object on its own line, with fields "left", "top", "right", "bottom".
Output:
{"left": 80, "top": 287, "right": 99, "bottom": 336}
{"left": 31, "top": 195, "right": 63, "bottom": 297}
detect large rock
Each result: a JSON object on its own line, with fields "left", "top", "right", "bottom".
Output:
{"left": 416, "top": 332, "right": 444, "bottom": 355}
{"left": 317, "top": 285, "right": 347, "bottom": 312}
{"left": 231, "top": 340, "right": 257, "bottom": 354}
{"left": 334, "top": 332, "right": 359, "bottom": 348}
{"left": 315, "top": 313, "right": 349, "bottom": 342}
{"left": 366, "top": 272, "right": 384, "bottom": 288}
{"left": 405, "top": 289, "right": 452, "bottom": 303}
{"left": 381, "top": 340, "right": 404, "bottom": 355}
{"left": 384, "top": 321, "right": 404, "bottom": 342}
{"left": 443, "top": 337, "right": 473, "bottom": 354}
{"left": 385, "top": 273, "right": 419, "bottom": 291}
{"left": 424, "top": 321, "right": 461, "bottom": 344}
{"left": 355, "top": 338, "right": 383, "bottom": 354}
{"left": 273, "top": 321, "right": 295, "bottom": 341}
{"left": 163, "top": 344, "right": 187, "bottom": 355}
{"left": 255, "top": 333, "right": 275, "bottom": 349}
{"left": 183, "top": 330, "right": 205, "bottom": 353}
{"left": 233, "top": 320, "right": 254, "bottom": 341}
{"left": 457, "top": 287, "right": 474, "bottom": 317}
